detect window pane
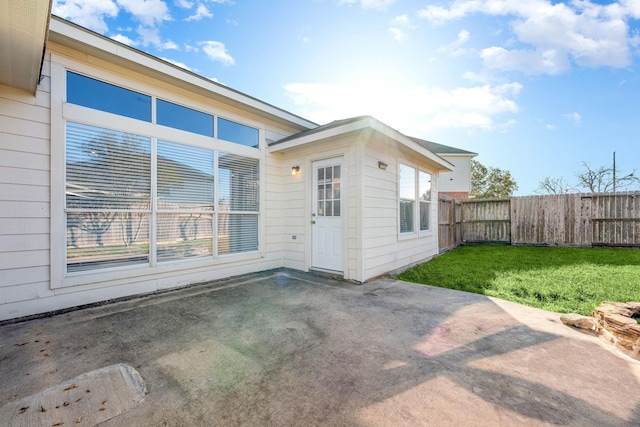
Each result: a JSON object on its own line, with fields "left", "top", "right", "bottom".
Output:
{"left": 157, "top": 99, "right": 214, "bottom": 137}
{"left": 157, "top": 141, "right": 214, "bottom": 210}
{"left": 67, "top": 72, "right": 151, "bottom": 122}
{"left": 218, "top": 153, "right": 259, "bottom": 211}
{"left": 399, "top": 164, "right": 416, "bottom": 200}
{"left": 157, "top": 213, "right": 213, "bottom": 261}
{"left": 218, "top": 214, "right": 258, "bottom": 254}
{"left": 400, "top": 200, "right": 414, "bottom": 233}
{"left": 334, "top": 200, "right": 341, "bottom": 216}
{"left": 66, "top": 122, "right": 151, "bottom": 210}
{"left": 419, "top": 171, "right": 432, "bottom": 201}
{"left": 218, "top": 118, "right": 259, "bottom": 148}
{"left": 420, "top": 202, "right": 430, "bottom": 231}
{"left": 67, "top": 212, "right": 149, "bottom": 272}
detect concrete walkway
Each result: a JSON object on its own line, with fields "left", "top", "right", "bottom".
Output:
{"left": 1, "top": 269, "right": 639, "bottom": 426}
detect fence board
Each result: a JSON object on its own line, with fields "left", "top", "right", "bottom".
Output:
{"left": 438, "top": 197, "right": 462, "bottom": 252}
{"left": 439, "top": 192, "right": 640, "bottom": 249}
{"left": 461, "top": 199, "right": 510, "bottom": 243}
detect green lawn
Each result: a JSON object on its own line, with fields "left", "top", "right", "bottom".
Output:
{"left": 398, "top": 246, "right": 640, "bottom": 315}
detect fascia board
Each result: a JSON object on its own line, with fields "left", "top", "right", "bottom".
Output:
{"left": 269, "top": 118, "right": 371, "bottom": 152}
{"left": 438, "top": 152, "right": 479, "bottom": 158}
{"left": 369, "top": 120, "right": 454, "bottom": 171}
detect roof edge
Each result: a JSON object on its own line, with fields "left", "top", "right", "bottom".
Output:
{"left": 48, "top": 16, "right": 317, "bottom": 131}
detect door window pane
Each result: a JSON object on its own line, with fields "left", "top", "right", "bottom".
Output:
{"left": 316, "top": 165, "right": 341, "bottom": 217}
{"left": 67, "top": 72, "right": 151, "bottom": 122}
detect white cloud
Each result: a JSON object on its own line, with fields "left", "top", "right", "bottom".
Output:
{"left": 438, "top": 29, "right": 472, "bottom": 56}
{"left": 117, "top": 0, "right": 171, "bottom": 27}
{"left": 136, "top": 26, "right": 177, "bottom": 50}
{"left": 198, "top": 41, "right": 235, "bottom": 65}
{"left": 160, "top": 40, "right": 179, "bottom": 50}
{"left": 185, "top": 43, "right": 199, "bottom": 52}
{"left": 389, "top": 14, "right": 416, "bottom": 42}
{"left": 284, "top": 80, "right": 522, "bottom": 133}
{"left": 137, "top": 26, "right": 162, "bottom": 47}
{"left": 161, "top": 57, "right": 192, "bottom": 71}
{"left": 52, "top": 0, "right": 119, "bottom": 33}
{"left": 185, "top": 3, "right": 213, "bottom": 21}
{"left": 418, "top": 0, "right": 635, "bottom": 73}
{"left": 111, "top": 34, "right": 138, "bottom": 46}
{"left": 340, "top": 0, "right": 396, "bottom": 11}
{"left": 564, "top": 112, "right": 582, "bottom": 124}
{"left": 546, "top": 124, "right": 556, "bottom": 130}
{"left": 481, "top": 46, "right": 570, "bottom": 74}
{"left": 175, "top": 0, "right": 194, "bottom": 8}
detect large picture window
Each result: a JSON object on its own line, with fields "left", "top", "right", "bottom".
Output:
{"left": 63, "top": 71, "right": 262, "bottom": 275}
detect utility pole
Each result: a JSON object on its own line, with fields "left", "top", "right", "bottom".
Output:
{"left": 613, "top": 151, "right": 616, "bottom": 193}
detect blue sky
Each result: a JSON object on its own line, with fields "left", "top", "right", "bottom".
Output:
{"left": 52, "top": 0, "right": 640, "bottom": 195}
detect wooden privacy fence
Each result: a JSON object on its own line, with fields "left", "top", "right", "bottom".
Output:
{"left": 438, "top": 192, "right": 640, "bottom": 252}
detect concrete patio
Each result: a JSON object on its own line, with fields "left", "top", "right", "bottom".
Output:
{"left": 1, "top": 269, "right": 639, "bottom": 426}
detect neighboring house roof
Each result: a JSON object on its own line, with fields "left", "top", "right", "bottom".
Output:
{"left": 409, "top": 136, "right": 477, "bottom": 157}
{"left": 270, "top": 115, "right": 454, "bottom": 172}
{"left": 440, "top": 192, "right": 471, "bottom": 200}
{"left": 0, "top": 0, "right": 51, "bottom": 93}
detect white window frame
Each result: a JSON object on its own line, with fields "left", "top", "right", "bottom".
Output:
{"left": 50, "top": 54, "right": 265, "bottom": 289}
{"left": 398, "top": 161, "right": 435, "bottom": 239}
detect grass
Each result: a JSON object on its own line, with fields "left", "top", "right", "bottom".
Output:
{"left": 398, "top": 246, "right": 640, "bottom": 316}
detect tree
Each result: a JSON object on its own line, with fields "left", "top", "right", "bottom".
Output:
{"left": 471, "top": 159, "right": 519, "bottom": 198}
{"left": 536, "top": 162, "right": 639, "bottom": 194}
{"left": 535, "top": 176, "right": 568, "bottom": 195}
{"left": 575, "top": 161, "right": 638, "bottom": 193}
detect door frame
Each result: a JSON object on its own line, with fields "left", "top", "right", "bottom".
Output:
{"left": 308, "top": 156, "right": 346, "bottom": 274}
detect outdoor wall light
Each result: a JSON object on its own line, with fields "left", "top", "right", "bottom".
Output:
{"left": 291, "top": 165, "right": 300, "bottom": 176}
{"left": 378, "top": 161, "right": 388, "bottom": 170}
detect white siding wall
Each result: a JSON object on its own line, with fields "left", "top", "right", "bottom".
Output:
{"left": 275, "top": 134, "right": 360, "bottom": 281}
{"left": 0, "top": 45, "right": 303, "bottom": 321}
{"left": 362, "top": 136, "right": 439, "bottom": 281}
{"left": 0, "top": 54, "right": 53, "bottom": 311}
{"left": 437, "top": 155, "right": 472, "bottom": 193}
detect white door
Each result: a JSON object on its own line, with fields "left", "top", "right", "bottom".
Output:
{"left": 312, "top": 158, "right": 344, "bottom": 272}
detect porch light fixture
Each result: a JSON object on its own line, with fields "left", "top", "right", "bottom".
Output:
{"left": 291, "top": 165, "right": 300, "bottom": 176}
{"left": 378, "top": 161, "right": 388, "bottom": 170}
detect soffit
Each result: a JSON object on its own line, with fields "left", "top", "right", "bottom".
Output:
{"left": 0, "top": 0, "right": 51, "bottom": 93}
